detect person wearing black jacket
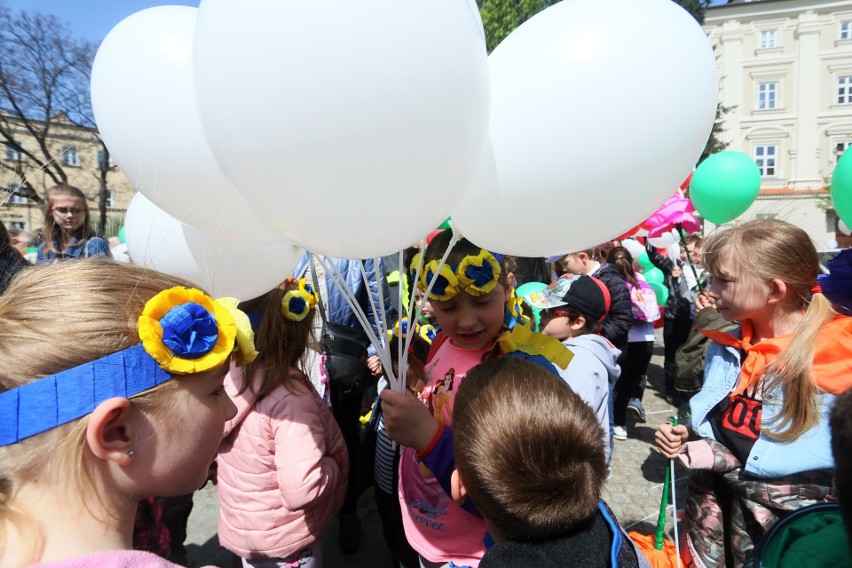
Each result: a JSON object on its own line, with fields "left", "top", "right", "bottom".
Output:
{"left": 0, "top": 222, "right": 29, "bottom": 294}
{"left": 645, "top": 240, "right": 693, "bottom": 405}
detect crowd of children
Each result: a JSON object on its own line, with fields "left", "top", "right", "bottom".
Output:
{"left": 1, "top": 217, "right": 851, "bottom": 567}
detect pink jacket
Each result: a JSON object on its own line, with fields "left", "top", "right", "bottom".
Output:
{"left": 216, "top": 365, "right": 348, "bottom": 560}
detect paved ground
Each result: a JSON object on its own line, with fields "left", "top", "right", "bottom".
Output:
{"left": 184, "top": 328, "right": 688, "bottom": 567}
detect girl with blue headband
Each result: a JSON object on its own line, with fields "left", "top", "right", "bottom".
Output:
{"left": 0, "top": 261, "right": 255, "bottom": 567}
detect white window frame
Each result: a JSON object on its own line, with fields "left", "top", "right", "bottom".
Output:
{"left": 7, "top": 220, "right": 26, "bottom": 231}
{"left": 755, "top": 145, "right": 778, "bottom": 177}
{"left": 839, "top": 76, "right": 852, "bottom": 105}
{"left": 61, "top": 146, "right": 80, "bottom": 167}
{"left": 836, "top": 141, "right": 852, "bottom": 161}
{"left": 97, "top": 150, "right": 116, "bottom": 169}
{"left": 759, "top": 29, "right": 778, "bottom": 49}
{"left": 104, "top": 188, "right": 114, "bottom": 209}
{"left": 757, "top": 82, "right": 777, "bottom": 110}
{"left": 5, "top": 141, "right": 23, "bottom": 161}
{"left": 842, "top": 21, "right": 852, "bottom": 41}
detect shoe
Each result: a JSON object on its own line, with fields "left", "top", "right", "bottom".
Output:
{"left": 613, "top": 425, "right": 628, "bottom": 441}
{"left": 627, "top": 398, "right": 646, "bottom": 423}
{"left": 339, "top": 513, "right": 361, "bottom": 555}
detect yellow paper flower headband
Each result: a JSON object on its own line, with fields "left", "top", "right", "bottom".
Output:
{"left": 386, "top": 317, "right": 437, "bottom": 345}
{"left": 411, "top": 249, "right": 503, "bottom": 302}
{"left": 2, "top": 286, "right": 257, "bottom": 446}
{"left": 281, "top": 278, "right": 320, "bottom": 322}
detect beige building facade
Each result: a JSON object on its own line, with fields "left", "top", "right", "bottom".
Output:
{"left": 0, "top": 115, "right": 134, "bottom": 235}
{"left": 704, "top": 0, "right": 852, "bottom": 250}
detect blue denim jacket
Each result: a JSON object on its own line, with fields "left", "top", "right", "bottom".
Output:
{"left": 37, "top": 237, "right": 111, "bottom": 263}
{"left": 689, "top": 335, "right": 835, "bottom": 477}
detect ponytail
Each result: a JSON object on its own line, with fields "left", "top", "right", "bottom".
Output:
{"left": 763, "top": 292, "right": 836, "bottom": 441}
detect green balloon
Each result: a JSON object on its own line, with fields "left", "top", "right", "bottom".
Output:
{"left": 644, "top": 266, "right": 664, "bottom": 286}
{"left": 832, "top": 147, "right": 852, "bottom": 227}
{"left": 637, "top": 252, "right": 653, "bottom": 270}
{"left": 690, "top": 151, "right": 761, "bottom": 224}
{"left": 438, "top": 217, "right": 452, "bottom": 230}
{"left": 648, "top": 282, "right": 669, "bottom": 307}
{"left": 119, "top": 226, "right": 126, "bottom": 243}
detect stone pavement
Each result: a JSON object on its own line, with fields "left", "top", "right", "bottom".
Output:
{"left": 184, "top": 328, "right": 689, "bottom": 567}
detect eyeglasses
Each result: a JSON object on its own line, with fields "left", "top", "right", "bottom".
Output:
{"left": 53, "top": 207, "right": 83, "bottom": 215}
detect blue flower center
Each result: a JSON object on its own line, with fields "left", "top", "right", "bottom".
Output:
{"left": 465, "top": 262, "right": 494, "bottom": 287}
{"left": 161, "top": 302, "right": 219, "bottom": 359}
{"left": 289, "top": 296, "right": 307, "bottom": 315}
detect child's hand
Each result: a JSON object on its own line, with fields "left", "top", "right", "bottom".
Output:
{"left": 366, "top": 355, "right": 383, "bottom": 376}
{"left": 695, "top": 291, "right": 715, "bottom": 311}
{"left": 380, "top": 389, "right": 439, "bottom": 453}
{"left": 655, "top": 423, "right": 689, "bottom": 459}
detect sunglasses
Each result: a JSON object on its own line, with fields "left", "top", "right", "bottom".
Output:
{"left": 541, "top": 308, "right": 573, "bottom": 319}
{"left": 53, "top": 207, "right": 83, "bottom": 215}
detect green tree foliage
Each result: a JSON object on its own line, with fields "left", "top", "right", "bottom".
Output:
{"left": 477, "top": 0, "right": 557, "bottom": 54}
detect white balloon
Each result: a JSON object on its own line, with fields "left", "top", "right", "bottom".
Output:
{"left": 648, "top": 229, "right": 679, "bottom": 249}
{"left": 839, "top": 219, "right": 851, "bottom": 236}
{"left": 621, "top": 238, "right": 646, "bottom": 261}
{"left": 453, "top": 0, "right": 717, "bottom": 256}
{"left": 91, "top": 6, "right": 282, "bottom": 242}
{"left": 193, "top": 0, "right": 490, "bottom": 258}
{"left": 125, "top": 193, "right": 304, "bottom": 300}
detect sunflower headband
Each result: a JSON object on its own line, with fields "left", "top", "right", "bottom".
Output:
{"left": 281, "top": 278, "right": 320, "bottom": 322}
{"left": 411, "top": 249, "right": 504, "bottom": 301}
{"left": 387, "top": 317, "right": 437, "bottom": 345}
{"left": 0, "top": 286, "right": 257, "bottom": 447}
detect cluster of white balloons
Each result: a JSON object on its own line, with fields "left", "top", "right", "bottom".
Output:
{"left": 91, "top": 0, "right": 718, "bottom": 298}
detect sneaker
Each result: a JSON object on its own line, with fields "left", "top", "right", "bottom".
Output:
{"left": 613, "top": 425, "right": 628, "bottom": 441}
{"left": 627, "top": 398, "right": 647, "bottom": 423}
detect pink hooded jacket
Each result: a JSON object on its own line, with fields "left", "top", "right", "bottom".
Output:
{"left": 216, "top": 364, "right": 348, "bottom": 560}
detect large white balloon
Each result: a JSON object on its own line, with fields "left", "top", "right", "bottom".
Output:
{"left": 91, "top": 6, "right": 281, "bottom": 242}
{"left": 125, "top": 193, "right": 304, "bottom": 300}
{"left": 453, "top": 0, "right": 717, "bottom": 256}
{"left": 193, "top": 0, "right": 490, "bottom": 258}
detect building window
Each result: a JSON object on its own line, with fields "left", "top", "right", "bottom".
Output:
{"left": 836, "top": 141, "right": 852, "bottom": 161}
{"left": 755, "top": 213, "right": 778, "bottom": 220}
{"left": 757, "top": 82, "right": 777, "bottom": 110}
{"left": 5, "top": 141, "right": 23, "bottom": 161}
{"left": 755, "top": 145, "right": 777, "bottom": 177}
{"left": 759, "top": 29, "right": 777, "bottom": 49}
{"left": 104, "top": 189, "right": 114, "bottom": 209}
{"left": 7, "top": 220, "right": 25, "bottom": 231}
{"left": 61, "top": 146, "right": 79, "bottom": 167}
{"left": 97, "top": 150, "right": 115, "bottom": 169}
{"left": 839, "top": 76, "right": 852, "bottom": 104}
{"left": 842, "top": 21, "right": 852, "bottom": 41}
{"left": 6, "top": 183, "right": 28, "bottom": 204}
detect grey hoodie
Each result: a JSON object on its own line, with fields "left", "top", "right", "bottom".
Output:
{"left": 558, "top": 334, "right": 621, "bottom": 464}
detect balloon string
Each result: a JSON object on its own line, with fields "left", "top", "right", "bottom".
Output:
{"left": 399, "top": 240, "right": 427, "bottom": 395}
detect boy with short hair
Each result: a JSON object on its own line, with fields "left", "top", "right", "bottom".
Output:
{"left": 524, "top": 274, "right": 619, "bottom": 463}
{"left": 450, "top": 358, "right": 649, "bottom": 568}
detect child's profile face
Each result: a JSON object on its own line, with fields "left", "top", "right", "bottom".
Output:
{"left": 430, "top": 285, "right": 508, "bottom": 351}
{"left": 539, "top": 308, "right": 582, "bottom": 341}
{"left": 560, "top": 254, "right": 588, "bottom": 276}
{"left": 136, "top": 362, "right": 237, "bottom": 495}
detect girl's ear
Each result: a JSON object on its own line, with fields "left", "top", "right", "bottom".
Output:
{"left": 451, "top": 469, "right": 469, "bottom": 504}
{"left": 505, "top": 272, "right": 516, "bottom": 290}
{"left": 86, "top": 397, "right": 135, "bottom": 466}
{"left": 766, "top": 278, "right": 788, "bottom": 305}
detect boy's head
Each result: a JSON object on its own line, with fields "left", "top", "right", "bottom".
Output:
{"left": 547, "top": 249, "right": 596, "bottom": 276}
{"left": 523, "top": 275, "right": 610, "bottom": 339}
{"left": 451, "top": 358, "right": 606, "bottom": 541}
{"left": 416, "top": 232, "right": 510, "bottom": 351}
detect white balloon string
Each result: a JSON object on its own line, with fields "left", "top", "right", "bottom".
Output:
{"left": 670, "top": 458, "right": 681, "bottom": 568}
{"left": 397, "top": 248, "right": 405, "bottom": 394}
{"left": 321, "top": 255, "right": 396, "bottom": 390}
{"left": 362, "top": 257, "right": 396, "bottom": 389}
{"left": 399, "top": 240, "right": 426, "bottom": 394}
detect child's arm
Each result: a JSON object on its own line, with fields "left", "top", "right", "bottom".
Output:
{"left": 271, "top": 390, "right": 348, "bottom": 514}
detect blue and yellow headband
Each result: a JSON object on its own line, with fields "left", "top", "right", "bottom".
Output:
{"left": 280, "top": 278, "right": 320, "bottom": 322}
{"left": 387, "top": 317, "right": 437, "bottom": 345}
{"left": 0, "top": 286, "right": 257, "bottom": 447}
{"left": 412, "top": 249, "right": 504, "bottom": 301}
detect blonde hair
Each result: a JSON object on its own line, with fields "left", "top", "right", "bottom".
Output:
{"left": 0, "top": 261, "right": 194, "bottom": 562}
{"left": 40, "top": 184, "right": 96, "bottom": 256}
{"left": 703, "top": 219, "right": 835, "bottom": 442}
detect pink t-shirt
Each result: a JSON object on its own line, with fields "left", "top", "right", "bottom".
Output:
{"left": 399, "top": 339, "right": 490, "bottom": 566}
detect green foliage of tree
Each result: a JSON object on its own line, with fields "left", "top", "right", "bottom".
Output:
{"left": 477, "top": 0, "right": 556, "bottom": 54}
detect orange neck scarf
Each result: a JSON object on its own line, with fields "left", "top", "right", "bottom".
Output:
{"left": 701, "top": 316, "right": 852, "bottom": 395}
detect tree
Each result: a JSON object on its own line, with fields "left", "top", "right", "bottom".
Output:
{"left": 477, "top": 0, "right": 557, "bottom": 54}
{"left": 0, "top": 1, "right": 114, "bottom": 233}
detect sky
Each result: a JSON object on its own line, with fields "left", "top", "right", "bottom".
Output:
{"left": 4, "top": 1, "right": 200, "bottom": 43}
{"left": 7, "top": 0, "right": 733, "bottom": 44}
